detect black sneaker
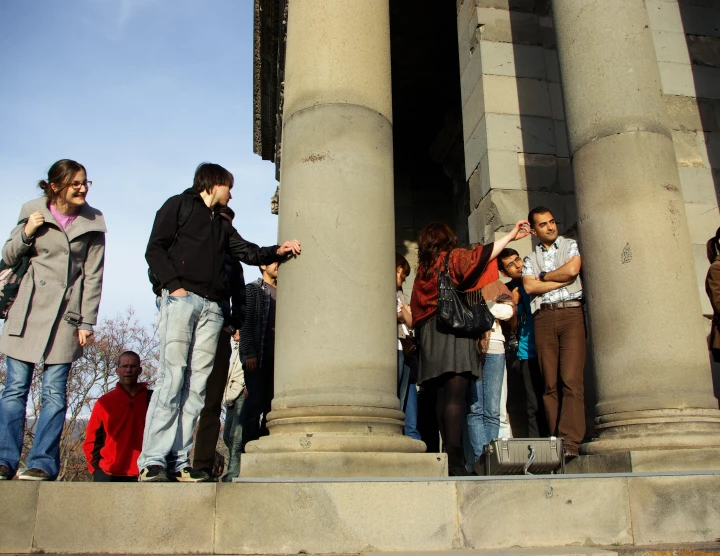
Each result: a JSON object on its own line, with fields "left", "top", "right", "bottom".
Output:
{"left": 0, "top": 464, "right": 12, "bottom": 480}
{"left": 18, "top": 468, "right": 51, "bottom": 481}
{"left": 172, "top": 467, "right": 212, "bottom": 482}
{"left": 139, "top": 465, "right": 168, "bottom": 482}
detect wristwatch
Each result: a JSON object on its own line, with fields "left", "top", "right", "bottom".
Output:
{"left": 539, "top": 271, "right": 548, "bottom": 282}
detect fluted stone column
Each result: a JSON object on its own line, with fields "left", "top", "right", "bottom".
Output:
{"left": 242, "top": 0, "right": 444, "bottom": 477}
{"left": 552, "top": 0, "right": 720, "bottom": 468}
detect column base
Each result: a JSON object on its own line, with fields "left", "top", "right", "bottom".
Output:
{"left": 239, "top": 452, "right": 448, "bottom": 478}
{"left": 566, "top": 448, "right": 720, "bottom": 473}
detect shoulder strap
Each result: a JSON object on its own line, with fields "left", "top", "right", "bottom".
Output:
{"left": 177, "top": 193, "right": 194, "bottom": 228}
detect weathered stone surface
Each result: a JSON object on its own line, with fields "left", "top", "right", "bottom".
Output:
{"left": 215, "top": 481, "right": 459, "bottom": 554}
{"left": 545, "top": 49, "right": 560, "bottom": 83}
{"left": 557, "top": 157, "right": 575, "bottom": 194}
{"left": 475, "top": 0, "right": 537, "bottom": 12}
{"left": 658, "top": 61, "right": 696, "bottom": 97}
{"left": 479, "top": 41, "right": 547, "bottom": 79}
{"left": 693, "top": 66, "right": 720, "bottom": 100}
{"left": 628, "top": 475, "right": 720, "bottom": 544}
{"left": 458, "top": 25, "right": 473, "bottom": 75}
{"left": 688, "top": 35, "right": 720, "bottom": 68}
{"left": 487, "top": 113, "right": 556, "bottom": 154}
{"left": 461, "top": 41, "right": 485, "bottom": 105}
{"left": 567, "top": 448, "right": 720, "bottom": 472}
{"left": 676, "top": 4, "right": 720, "bottom": 38}
{"left": 679, "top": 166, "right": 716, "bottom": 203}
{"left": 518, "top": 153, "right": 558, "bottom": 191}
{"left": 465, "top": 112, "right": 488, "bottom": 179}
{"left": 664, "top": 95, "right": 720, "bottom": 132}
{"left": 549, "top": 82, "right": 566, "bottom": 121}
{"left": 646, "top": 0, "right": 684, "bottom": 33}
{"left": 685, "top": 201, "right": 720, "bottom": 244}
{"left": 457, "top": 478, "right": 633, "bottom": 548}
{"left": 33, "top": 483, "right": 217, "bottom": 554}
{"left": 475, "top": 8, "right": 541, "bottom": 45}
{"left": 554, "top": 121, "right": 570, "bottom": 157}
{"left": 483, "top": 74, "right": 552, "bottom": 118}
{"left": 539, "top": 15, "right": 556, "bottom": 49}
{"left": 651, "top": 30, "right": 692, "bottom": 65}
{"left": 703, "top": 131, "right": 720, "bottom": 167}
{"left": 672, "top": 129, "right": 704, "bottom": 167}
{"left": 463, "top": 76, "right": 486, "bottom": 144}
{"left": 469, "top": 188, "right": 576, "bottom": 244}
{"left": 0, "top": 482, "right": 38, "bottom": 554}
{"left": 240, "top": 452, "right": 448, "bottom": 478}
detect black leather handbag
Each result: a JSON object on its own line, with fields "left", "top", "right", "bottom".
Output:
{"left": 436, "top": 251, "right": 495, "bottom": 338}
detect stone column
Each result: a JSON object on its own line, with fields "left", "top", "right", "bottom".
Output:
{"left": 552, "top": 0, "right": 720, "bottom": 469}
{"left": 241, "top": 0, "right": 444, "bottom": 477}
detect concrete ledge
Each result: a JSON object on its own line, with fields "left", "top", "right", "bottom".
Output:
{"left": 1, "top": 472, "right": 719, "bottom": 554}
{"left": 216, "top": 481, "right": 459, "bottom": 554}
{"left": 32, "top": 483, "right": 217, "bottom": 554}
{"left": 0, "top": 481, "right": 38, "bottom": 553}
{"left": 241, "top": 451, "right": 447, "bottom": 478}
{"left": 566, "top": 449, "right": 720, "bottom": 473}
{"left": 458, "top": 478, "right": 633, "bottom": 548}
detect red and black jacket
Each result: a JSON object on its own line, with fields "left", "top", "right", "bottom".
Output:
{"left": 83, "top": 383, "right": 151, "bottom": 477}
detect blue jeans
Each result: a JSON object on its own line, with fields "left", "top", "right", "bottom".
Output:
{"left": 397, "top": 350, "right": 420, "bottom": 440}
{"left": 137, "top": 290, "right": 224, "bottom": 472}
{"left": 222, "top": 393, "right": 246, "bottom": 482}
{"left": 0, "top": 357, "right": 71, "bottom": 478}
{"left": 465, "top": 352, "right": 505, "bottom": 470}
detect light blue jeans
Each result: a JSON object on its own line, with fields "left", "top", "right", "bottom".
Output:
{"left": 0, "top": 357, "right": 71, "bottom": 479}
{"left": 465, "top": 352, "right": 505, "bottom": 470}
{"left": 222, "top": 393, "right": 246, "bottom": 482}
{"left": 137, "top": 290, "right": 223, "bottom": 472}
{"left": 397, "top": 350, "right": 420, "bottom": 440}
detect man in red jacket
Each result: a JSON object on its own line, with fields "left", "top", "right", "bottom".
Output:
{"left": 83, "top": 351, "right": 150, "bottom": 482}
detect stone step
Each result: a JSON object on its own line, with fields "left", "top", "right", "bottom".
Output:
{"left": 363, "top": 549, "right": 618, "bottom": 556}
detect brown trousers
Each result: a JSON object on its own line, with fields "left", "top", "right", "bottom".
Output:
{"left": 534, "top": 306, "right": 586, "bottom": 451}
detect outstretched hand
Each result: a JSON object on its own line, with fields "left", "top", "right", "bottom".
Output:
{"left": 510, "top": 220, "right": 531, "bottom": 241}
{"left": 277, "top": 239, "right": 302, "bottom": 256}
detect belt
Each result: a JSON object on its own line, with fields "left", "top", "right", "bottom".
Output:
{"left": 540, "top": 300, "right": 583, "bottom": 311}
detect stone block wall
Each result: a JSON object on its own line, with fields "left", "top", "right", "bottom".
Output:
{"left": 458, "top": 0, "right": 720, "bottom": 317}
{"left": 457, "top": 0, "right": 576, "bottom": 252}
{"left": 646, "top": 0, "right": 720, "bottom": 317}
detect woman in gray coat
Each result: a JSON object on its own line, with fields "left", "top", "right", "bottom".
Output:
{"left": 0, "top": 159, "right": 106, "bottom": 481}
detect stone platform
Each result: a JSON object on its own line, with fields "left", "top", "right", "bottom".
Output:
{"left": 2, "top": 471, "right": 719, "bottom": 554}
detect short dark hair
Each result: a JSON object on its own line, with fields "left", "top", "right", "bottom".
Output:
{"left": 497, "top": 248, "right": 520, "bottom": 271}
{"left": 395, "top": 252, "right": 410, "bottom": 276}
{"left": 528, "top": 206, "right": 553, "bottom": 227}
{"left": 193, "top": 162, "right": 234, "bottom": 194}
{"left": 117, "top": 350, "right": 140, "bottom": 367}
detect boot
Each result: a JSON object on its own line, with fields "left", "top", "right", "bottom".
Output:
{"left": 446, "top": 447, "right": 469, "bottom": 476}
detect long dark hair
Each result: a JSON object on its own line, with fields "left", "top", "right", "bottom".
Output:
{"left": 417, "top": 223, "right": 457, "bottom": 279}
{"left": 707, "top": 227, "right": 720, "bottom": 264}
{"left": 38, "top": 159, "right": 87, "bottom": 204}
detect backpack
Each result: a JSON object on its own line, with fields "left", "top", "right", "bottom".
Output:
{"left": 148, "top": 194, "right": 194, "bottom": 296}
{"left": 0, "top": 218, "right": 31, "bottom": 320}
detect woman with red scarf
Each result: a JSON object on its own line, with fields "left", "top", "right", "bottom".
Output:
{"left": 410, "top": 220, "right": 529, "bottom": 475}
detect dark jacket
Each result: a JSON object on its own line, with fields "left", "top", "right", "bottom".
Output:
{"left": 83, "top": 383, "right": 150, "bottom": 477}
{"left": 145, "top": 188, "right": 280, "bottom": 301}
{"left": 239, "top": 278, "right": 272, "bottom": 366}
{"left": 221, "top": 253, "right": 246, "bottom": 332}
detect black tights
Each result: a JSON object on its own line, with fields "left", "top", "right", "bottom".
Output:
{"left": 432, "top": 373, "right": 471, "bottom": 451}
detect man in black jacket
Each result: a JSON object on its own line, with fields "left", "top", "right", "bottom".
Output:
{"left": 137, "top": 163, "right": 300, "bottom": 482}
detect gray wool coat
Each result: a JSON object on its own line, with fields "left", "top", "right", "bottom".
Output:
{"left": 0, "top": 197, "right": 106, "bottom": 364}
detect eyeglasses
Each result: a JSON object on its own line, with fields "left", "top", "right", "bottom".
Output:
{"left": 67, "top": 181, "right": 92, "bottom": 189}
{"left": 506, "top": 257, "right": 523, "bottom": 269}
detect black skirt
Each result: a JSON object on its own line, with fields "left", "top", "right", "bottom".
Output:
{"left": 417, "top": 318, "right": 482, "bottom": 385}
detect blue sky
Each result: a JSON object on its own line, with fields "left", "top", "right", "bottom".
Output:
{"left": 0, "top": 0, "right": 280, "bottom": 327}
